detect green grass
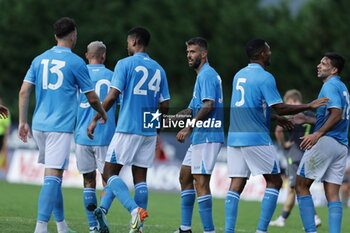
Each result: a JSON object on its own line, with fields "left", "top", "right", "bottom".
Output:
{"left": 0, "top": 181, "right": 349, "bottom": 232}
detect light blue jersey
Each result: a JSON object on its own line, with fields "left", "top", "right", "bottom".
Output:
{"left": 315, "top": 75, "right": 349, "bottom": 146}
{"left": 228, "top": 63, "right": 282, "bottom": 146}
{"left": 75, "top": 64, "right": 117, "bottom": 146}
{"left": 111, "top": 52, "right": 170, "bottom": 136}
{"left": 189, "top": 63, "right": 224, "bottom": 145}
{"left": 24, "top": 46, "right": 93, "bottom": 132}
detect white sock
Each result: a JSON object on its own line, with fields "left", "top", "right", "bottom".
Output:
{"left": 180, "top": 225, "right": 191, "bottom": 231}
{"left": 34, "top": 221, "right": 48, "bottom": 233}
{"left": 56, "top": 219, "right": 69, "bottom": 232}
{"left": 131, "top": 208, "right": 138, "bottom": 216}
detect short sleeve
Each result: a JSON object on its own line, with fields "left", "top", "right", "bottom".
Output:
{"left": 199, "top": 76, "right": 216, "bottom": 102}
{"left": 188, "top": 98, "right": 194, "bottom": 109}
{"left": 260, "top": 75, "right": 282, "bottom": 106}
{"left": 111, "top": 60, "right": 127, "bottom": 92}
{"left": 73, "top": 63, "right": 93, "bottom": 93}
{"left": 24, "top": 62, "right": 36, "bottom": 84}
{"left": 323, "top": 83, "right": 342, "bottom": 109}
{"left": 159, "top": 69, "right": 170, "bottom": 102}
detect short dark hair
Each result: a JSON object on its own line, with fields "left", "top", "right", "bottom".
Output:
{"left": 53, "top": 17, "right": 76, "bottom": 39}
{"left": 186, "top": 37, "right": 208, "bottom": 51}
{"left": 128, "top": 26, "right": 151, "bottom": 47}
{"left": 324, "top": 52, "right": 345, "bottom": 74}
{"left": 246, "top": 39, "right": 267, "bottom": 60}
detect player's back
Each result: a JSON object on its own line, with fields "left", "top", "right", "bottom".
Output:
{"left": 75, "top": 64, "right": 116, "bottom": 146}
{"left": 24, "top": 46, "right": 93, "bottom": 133}
{"left": 228, "top": 63, "right": 282, "bottom": 146}
{"left": 111, "top": 53, "right": 170, "bottom": 136}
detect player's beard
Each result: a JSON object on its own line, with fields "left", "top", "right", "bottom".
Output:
{"left": 189, "top": 57, "right": 201, "bottom": 69}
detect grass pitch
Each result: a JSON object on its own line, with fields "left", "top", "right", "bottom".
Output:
{"left": 0, "top": 181, "right": 349, "bottom": 232}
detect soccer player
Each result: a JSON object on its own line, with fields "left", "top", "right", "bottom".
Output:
{"left": 296, "top": 53, "right": 349, "bottom": 233}
{"left": 18, "top": 17, "right": 107, "bottom": 233}
{"left": 270, "top": 89, "right": 321, "bottom": 227}
{"left": 74, "top": 41, "right": 116, "bottom": 233}
{"left": 174, "top": 37, "right": 224, "bottom": 233}
{"left": 88, "top": 26, "right": 170, "bottom": 233}
{"left": 225, "top": 39, "right": 328, "bottom": 233}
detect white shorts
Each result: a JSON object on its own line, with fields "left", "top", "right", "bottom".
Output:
{"left": 105, "top": 133, "right": 157, "bottom": 168}
{"left": 297, "top": 136, "right": 348, "bottom": 185}
{"left": 33, "top": 130, "right": 72, "bottom": 170}
{"left": 182, "top": 143, "right": 222, "bottom": 174}
{"left": 227, "top": 145, "right": 281, "bottom": 177}
{"left": 75, "top": 144, "right": 108, "bottom": 174}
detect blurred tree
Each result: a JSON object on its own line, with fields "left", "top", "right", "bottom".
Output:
{"left": 0, "top": 0, "right": 349, "bottom": 125}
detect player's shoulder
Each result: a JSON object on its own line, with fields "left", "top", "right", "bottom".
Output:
{"left": 323, "top": 77, "right": 344, "bottom": 90}
{"left": 32, "top": 48, "right": 53, "bottom": 63}
{"left": 102, "top": 67, "right": 114, "bottom": 79}
{"left": 199, "top": 65, "right": 219, "bottom": 81}
{"left": 66, "top": 51, "right": 86, "bottom": 66}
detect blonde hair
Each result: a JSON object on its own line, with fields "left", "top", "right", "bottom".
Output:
{"left": 283, "top": 89, "right": 302, "bottom": 102}
{"left": 87, "top": 41, "right": 106, "bottom": 59}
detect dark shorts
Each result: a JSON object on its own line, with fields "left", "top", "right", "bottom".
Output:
{"left": 287, "top": 162, "right": 299, "bottom": 187}
{"left": 285, "top": 144, "right": 304, "bottom": 187}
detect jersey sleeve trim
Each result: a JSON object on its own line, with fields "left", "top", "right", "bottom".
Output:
{"left": 327, "top": 106, "right": 342, "bottom": 110}
{"left": 23, "top": 80, "right": 35, "bottom": 85}
{"left": 159, "top": 97, "right": 170, "bottom": 103}
{"left": 268, "top": 101, "right": 283, "bottom": 107}
{"left": 81, "top": 89, "right": 94, "bottom": 94}
{"left": 111, "top": 86, "right": 122, "bottom": 92}
{"left": 202, "top": 98, "right": 215, "bottom": 102}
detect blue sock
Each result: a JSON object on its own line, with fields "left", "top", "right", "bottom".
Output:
{"left": 52, "top": 180, "right": 64, "bottom": 222}
{"left": 328, "top": 201, "right": 342, "bottom": 233}
{"left": 198, "top": 194, "right": 214, "bottom": 232}
{"left": 257, "top": 188, "right": 279, "bottom": 232}
{"left": 134, "top": 182, "right": 148, "bottom": 210}
{"left": 181, "top": 189, "right": 196, "bottom": 228}
{"left": 297, "top": 195, "right": 316, "bottom": 232}
{"left": 37, "top": 176, "right": 61, "bottom": 222}
{"left": 107, "top": 175, "right": 138, "bottom": 213}
{"left": 83, "top": 188, "right": 98, "bottom": 228}
{"left": 225, "top": 190, "right": 240, "bottom": 233}
{"left": 100, "top": 186, "right": 115, "bottom": 214}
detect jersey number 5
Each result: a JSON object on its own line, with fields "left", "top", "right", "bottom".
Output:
{"left": 41, "top": 59, "right": 66, "bottom": 90}
{"left": 133, "top": 66, "right": 161, "bottom": 96}
{"left": 235, "top": 78, "right": 247, "bottom": 106}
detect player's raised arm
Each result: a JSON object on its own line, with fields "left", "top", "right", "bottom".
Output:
{"left": 18, "top": 82, "right": 34, "bottom": 142}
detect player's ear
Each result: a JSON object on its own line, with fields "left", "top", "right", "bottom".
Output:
{"left": 102, "top": 52, "right": 106, "bottom": 62}
{"left": 132, "top": 38, "right": 137, "bottom": 47}
{"left": 331, "top": 66, "right": 338, "bottom": 75}
{"left": 85, "top": 52, "right": 89, "bottom": 60}
{"left": 201, "top": 50, "right": 208, "bottom": 59}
